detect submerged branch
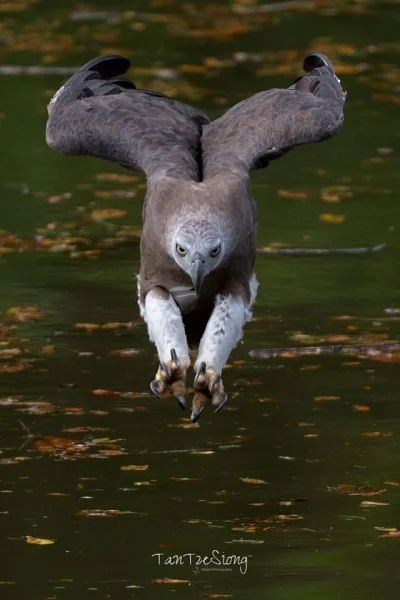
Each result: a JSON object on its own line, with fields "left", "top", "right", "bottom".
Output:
{"left": 257, "top": 243, "right": 386, "bottom": 256}
{"left": 0, "top": 65, "right": 77, "bottom": 76}
{"left": 249, "top": 341, "right": 400, "bottom": 359}
{"left": 234, "top": 1, "right": 311, "bottom": 14}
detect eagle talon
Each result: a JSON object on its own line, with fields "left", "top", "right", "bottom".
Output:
{"left": 160, "top": 362, "right": 170, "bottom": 377}
{"left": 175, "top": 395, "right": 187, "bottom": 410}
{"left": 198, "top": 362, "right": 206, "bottom": 375}
{"left": 150, "top": 379, "right": 164, "bottom": 399}
{"left": 190, "top": 398, "right": 206, "bottom": 423}
{"left": 211, "top": 374, "right": 221, "bottom": 392}
{"left": 170, "top": 348, "right": 178, "bottom": 368}
{"left": 150, "top": 354, "right": 188, "bottom": 409}
{"left": 192, "top": 366, "right": 227, "bottom": 418}
{"left": 213, "top": 393, "right": 228, "bottom": 413}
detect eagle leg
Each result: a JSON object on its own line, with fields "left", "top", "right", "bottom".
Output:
{"left": 141, "top": 287, "right": 190, "bottom": 410}
{"left": 190, "top": 293, "right": 247, "bottom": 422}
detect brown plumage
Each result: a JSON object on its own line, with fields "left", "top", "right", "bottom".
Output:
{"left": 46, "top": 52, "right": 346, "bottom": 421}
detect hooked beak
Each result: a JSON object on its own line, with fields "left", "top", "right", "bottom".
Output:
{"left": 190, "top": 254, "right": 206, "bottom": 295}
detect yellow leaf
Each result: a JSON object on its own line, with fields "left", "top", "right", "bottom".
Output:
{"left": 319, "top": 213, "right": 346, "bottom": 224}
{"left": 26, "top": 536, "right": 55, "bottom": 545}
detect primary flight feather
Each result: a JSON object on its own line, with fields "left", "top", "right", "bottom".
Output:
{"left": 46, "top": 52, "right": 346, "bottom": 422}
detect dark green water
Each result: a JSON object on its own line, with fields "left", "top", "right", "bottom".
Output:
{"left": 1, "top": 1, "right": 400, "bottom": 598}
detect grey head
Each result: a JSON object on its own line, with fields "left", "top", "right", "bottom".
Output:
{"left": 170, "top": 220, "right": 225, "bottom": 294}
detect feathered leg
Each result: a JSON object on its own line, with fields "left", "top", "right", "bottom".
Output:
{"left": 191, "top": 275, "right": 258, "bottom": 422}
{"left": 141, "top": 287, "right": 190, "bottom": 409}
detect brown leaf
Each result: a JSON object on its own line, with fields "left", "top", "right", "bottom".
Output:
{"left": 152, "top": 578, "right": 190, "bottom": 584}
{"left": 34, "top": 436, "right": 79, "bottom": 454}
{"left": 111, "top": 348, "right": 140, "bottom": 358}
{"left": 278, "top": 189, "right": 309, "bottom": 199}
{"left": 240, "top": 478, "right": 267, "bottom": 485}
{"left": 120, "top": 465, "right": 149, "bottom": 471}
{"left": 6, "top": 306, "right": 46, "bottom": 322}
{"left": 377, "top": 531, "right": 400, "bottom": 538}
{"left": 95, "top": 173, "right": 138, "bottom": 183}
{"left": 353, "top": 404, "right": 371, "bottom": 412}
{"left": 74, "top": 323, "right": 100, "bottom": 331}
{"left": 314, "top": 395, "right": 340, "bottom": 402}
{"left": 90, "top": 209, "right": 127, "bottom": 220}
{"left": 361, "top": 432, "right": 392, "bottom": 437}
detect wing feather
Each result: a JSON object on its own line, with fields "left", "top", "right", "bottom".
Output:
{"left": 46, "top": 55, "right": 210, "bottom": 182}
{"left": 201, "top": 53, "right": 346, "bottom": 180}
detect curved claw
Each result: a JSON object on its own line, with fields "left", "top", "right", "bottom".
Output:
{"left": 160, "top": 362, "right": 170, "bottom": 377}
{"left": 213, "top": 393, "right": 228, "bottom": 413}
{"left": 170, "top": 348, "right": 178, "bottom": 368}
{"left": 150, "top": 380, "right": 163, "bottom": 399}
{"left": 174, "top": 395, "right": 187, "bottom": 410}
{"left": 211, "top": 374, "right": 221, "bottom": 392}
{"left": 190, "top": 406, "right": 204, "bottom": 423}
{"left": 197, "top": 362, "right": 206, "bottom": 375}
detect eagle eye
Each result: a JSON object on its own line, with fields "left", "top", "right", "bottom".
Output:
{"left": 176, "top": 244, "right": 187, "bottom": 256}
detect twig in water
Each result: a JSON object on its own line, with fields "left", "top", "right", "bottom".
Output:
{"left": 18, "top": 420, "right": 42, "bottom": 451}
{"left": 256, "top": 243, "right": 386, "bottom": 256}
{"left": 249, "top": 341, "right": 400, "bottom": 359}
{"left": 0, "top": 65, "right": 77, "bottom": 76}
{"left": 234, "top": 0, "right": 310, "bottom": 14}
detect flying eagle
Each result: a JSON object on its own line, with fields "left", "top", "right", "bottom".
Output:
{"left": 46, "top": 52, "right": 345, "bottom": 422}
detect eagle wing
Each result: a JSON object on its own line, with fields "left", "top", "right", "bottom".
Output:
{"left": 201, "top": 53, "right": 346, "bottom": 179}
{"left": 46, "top": 55, "right": 209, "bottom": 182}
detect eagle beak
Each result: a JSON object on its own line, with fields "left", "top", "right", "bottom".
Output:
{"left": 190, "top": 255, "right": 206, "bottom": 295}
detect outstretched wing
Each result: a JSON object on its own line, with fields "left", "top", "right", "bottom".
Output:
{"left": 46, "top": 55, "right": 210, "bottom": 182}
{"left": 201, "top": 53, "right": 346, "bottom": 180}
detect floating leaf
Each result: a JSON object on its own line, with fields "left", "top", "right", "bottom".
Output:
{"left": 314, "top": 395, "right": 340, "bottom": 402}
{"left": 74, "top": 323, "right": 100, "bottom": 331}
{"left": 25, "top": 536, "right": 55, "bottom": 545}
{"left": 76, "top": 509, "right": 143, "bottom": 517}
{"left": 278, "top": 189, "right": 309, "bottom": 199}
{"left": 120, "top": 465, "right": 149, "bottom": 471}
{"left": 111, "top": 348, "right": 140, "bottom": 357}
{"left": 239, "top": 478, "right": 267, "bottom": 485}
{"left": 152, "top": 578, "right": 190, "bottom": 584}
{"left": 6, "top": 306, "right": 46, "bottom": 321}
{"left": 90, "top": 209, "right": 127, "bottom": 220}
{"left": 353, "top": 404, "right": 370, "bottom": 412}
{"left": 319, "top": 213, "right": 346, "bottom": 224}
{"left": 361, "top": 432, "right": 392, "bottom": 437}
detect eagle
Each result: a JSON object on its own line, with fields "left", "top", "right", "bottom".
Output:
{"left": 46, "top": 52, "right": 345, "bottom": 422}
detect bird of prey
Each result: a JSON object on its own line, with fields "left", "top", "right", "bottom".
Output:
{"left": 46, "top": 52, "right": 346, "bottom": 422}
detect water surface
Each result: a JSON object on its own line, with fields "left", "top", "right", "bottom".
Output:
{"left": 1, "top": 1, "right": 400, "bottom": 598}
